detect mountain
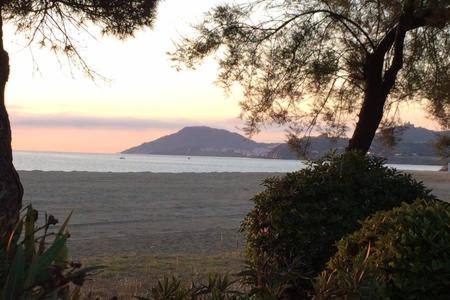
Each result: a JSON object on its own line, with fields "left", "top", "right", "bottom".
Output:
{"left": 267, "top": 125, "right": 449, "bottom": 164}
{"left": 267, "top": 137, "right": 348, "bottom": 160}
{"left": 122, "top": 126, "right": 277, "bottom": 157}
{"left": 398, "top": 125, "right": 444, "bottom": 143}
{"left": 123, "top": 125, "right": 448, "bottom": 165}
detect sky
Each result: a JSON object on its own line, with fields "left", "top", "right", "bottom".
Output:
{"left": 4, "top": 1, "right": 441, "bottom": 154}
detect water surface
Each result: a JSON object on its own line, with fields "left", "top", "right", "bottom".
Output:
{"left": 14, "top": 151, "right": 442, "bottom": 172}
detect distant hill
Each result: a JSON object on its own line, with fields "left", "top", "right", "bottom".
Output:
{"left": 123, "top": 125, "right": 448, "bottom": 165}
{"left": 123, "top": 126, "right": 277, "bottom": 157}
{"left": 398, "top": 126, "right": 444, "bottom": 143}
{"left": 267, "top": 137, "right": 348, "bottom": 160}
{"left": 267, "top": 125, "right": 449, "bottom": 164}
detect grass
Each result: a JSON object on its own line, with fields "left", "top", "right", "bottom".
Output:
{"left": 81, "top": 251, "right": 245, "bottom": 299}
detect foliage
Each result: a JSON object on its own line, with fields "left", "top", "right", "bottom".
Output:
{"left": 375, "top": 125, "right": 406, "bottom": 149}
{"left": 0, "top": 205, "right": 99, "bottom": 299}
{"left": 135, "top": 273, "right": 247, "bottom": 300}
{"left": 433, "top": 134, "right": 450, "bottom": 160}
{"left": 313, "top": 246, "right": 387, "bottom": 300}
{"left": 2, "top": 0, "right": 159, "bottom": 76}
{"left": 315, "top": 199, "right": 450, "bottom": 300}
{"left": 172, "top": 0, "right": 450, "bottom": 145}
{"left": 240, "top": 152, "right": 435, "bottom": 297}
{"left": 238, "top": 256, "right": 301, "bottom": 300}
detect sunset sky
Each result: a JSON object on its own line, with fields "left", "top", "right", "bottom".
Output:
{"left": 5, "top": 1, "right": 441, "bottom": 154}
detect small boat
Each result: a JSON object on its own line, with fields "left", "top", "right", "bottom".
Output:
{"left": 119, "top": 157, "right": 126, "bottom": 160}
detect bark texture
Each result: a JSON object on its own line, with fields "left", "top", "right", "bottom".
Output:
{"left": 347, "top": 53, "right": 387, "bottom": 154}
{"left": 0, "top": 12, "right": 23, "bottom": 229}
{"left": 347, "top": 87, "right": 387, "bottom": 154}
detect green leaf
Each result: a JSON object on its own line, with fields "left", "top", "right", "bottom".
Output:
{"left": 24, "top": 208, "right": 37, "bottom": 264}
{"left": 57, "top": 211, "right": 73, "bottom": 237}
{"left": 24, "top": 234, "right": 68, "bottom": 288}
{"left": 431, "top": 260, "right": 443, "bottom": 271}
{"left": 7, "top": 220, "right": 23, "bottom": 254}
{"left": 3, "top": 247, "right": 25, "bottom": 300}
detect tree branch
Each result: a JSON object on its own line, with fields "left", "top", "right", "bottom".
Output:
{"left": 259, "top": 9, "right": 375, "bottom": 52}
{"left": 382, "top": 21, "right": 407, "bottom": 93}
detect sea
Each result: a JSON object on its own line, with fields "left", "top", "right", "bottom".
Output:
{"left": 12, "top": 151, "right": 442, "bottom": 173}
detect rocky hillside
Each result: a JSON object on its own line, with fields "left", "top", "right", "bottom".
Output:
{"left": 122, "top": 126, "right": 277, "bottom": 157}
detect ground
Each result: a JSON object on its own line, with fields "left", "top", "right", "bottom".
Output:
{"left": 19, "top": 170, "right": 449, "bottom": 298}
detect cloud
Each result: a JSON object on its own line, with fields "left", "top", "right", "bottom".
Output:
{"left": 9, "top": 112, "right": 292, "bottom": 143}
{"left": 10, "top": 112, "right": 244, "bottom": 131}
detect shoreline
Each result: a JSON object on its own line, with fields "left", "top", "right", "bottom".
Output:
{"left": 14, "top": 149, "right": 448, "bottom": 166}
{"left": 14, "top": 151, "right": 446, "bottom": 173}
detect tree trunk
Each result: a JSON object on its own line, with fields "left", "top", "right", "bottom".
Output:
{"left": 347, "top": 55, "right": 388, "bottom": 154}
{"left": 0, "top": 13, "right": 23, "bottom": 229}
{"left": 347, "top": 13, "right": 409, "bottom": 154}
{"left": 347, "top": 88, "right": 387, "bottom": 154}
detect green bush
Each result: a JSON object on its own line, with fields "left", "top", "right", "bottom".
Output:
{"left": 315, "top": 199, "right": 450, "bottom": 300}
{"left": 241, "top": 152, "right": 434, "bottom": 297}
{"left": 0, "top": 205, "right": 99, "bottom": 299}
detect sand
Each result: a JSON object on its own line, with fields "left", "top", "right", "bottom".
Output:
{"left": 20, "top": 172, "right": 272, "bottom": 258}
{"left": 19, "top": 171, "right": 449, "bottom": 258}
{"left": 408, "top": 171, "right": 450, "bottom": 201}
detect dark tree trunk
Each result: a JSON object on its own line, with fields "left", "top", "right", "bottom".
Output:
{"left": 347, "top": 15, "right": 409, "bottom": 154}
{"left": 0, "top": 12, "right": 23, "bottom": 229}
{"left": 347, "top": 51, "right": 388, "bottom": 154}
{"left": 347, "top": 86, "right": 387, "bottom": 154}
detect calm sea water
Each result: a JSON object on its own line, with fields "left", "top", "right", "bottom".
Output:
{"left": 13, "top": 151, "right": 442, "bottom": 173}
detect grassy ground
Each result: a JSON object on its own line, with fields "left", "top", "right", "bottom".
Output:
{"left": 81, "top": 252, "right": 245, "bottom": 299}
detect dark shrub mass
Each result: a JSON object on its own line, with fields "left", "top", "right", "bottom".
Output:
{"left": 315, "top": 199, "right": 450, "bottom": 300}
{"left": 241, "top": 152, "right": 435, "bottom": 297}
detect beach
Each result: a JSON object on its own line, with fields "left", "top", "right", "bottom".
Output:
{"left": 19, "top": 170, "right": 449, "bottom": 297}
{"left": 21, "top": 171, "right": 272, "bottom": 258}
{"left": 20, "top": 170, "right": 449, "bottom": 258}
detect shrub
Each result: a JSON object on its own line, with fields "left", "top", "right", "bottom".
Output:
{"left": 315, "top": 199, "right": 450, "bottom": 300}
{"left": 136, "top": 273, "right": 246, "bottom": 299}
{"left": 241, "top": 152, "right": 434, "bottom": 297}
{"left": 0, "top": 205, "right": 99, "bottom": 299}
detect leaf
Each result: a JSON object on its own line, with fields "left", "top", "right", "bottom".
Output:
{"left": 431, "top": 260, "right": 443, "bottom": 271}
{"left": 54, "top": 242, "right": 69, "bottom": 270}
{"left": 65, "top": 266, "right": 104, "bottom": 286}
{"left": 3, "top": 247, "right": 25, "bottom": 300}
{"left": 24, "top": 234, "right": 69, "bottom": 288}
{"left": 57, "top": 211, "right": 73, "bottom": 236}
{"left": 7, "top": 220, "right": 23, "bottom": 254}
{"left": 24, "top": 207, "right": 37, "bottom": 264}
{"left": 53, "top": 212, "right": 73, "bottom": 269}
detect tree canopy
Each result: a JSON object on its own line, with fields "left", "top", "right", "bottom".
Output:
{"left": 172, "top": 0, "right": 450, "bottom": 153}
{"left": 2, "top": 0, "right": 159, "bottom": 74}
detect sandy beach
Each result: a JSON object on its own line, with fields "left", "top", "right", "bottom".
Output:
{"left": 20, "top": 171, "right": 449, "bottom": 258}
